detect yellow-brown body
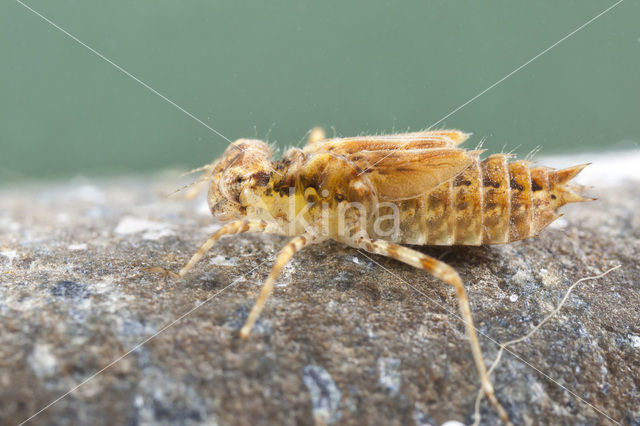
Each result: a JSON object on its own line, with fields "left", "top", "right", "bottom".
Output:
{"left": 211, "top": 133, "right": 589, "bottom": 246}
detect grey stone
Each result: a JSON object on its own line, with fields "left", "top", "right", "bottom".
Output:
{"left": 377, "top": 358, "right": 402, "bottom": 397}
{"left": 0, "top": 165, "right": 638, "bottom": 425}
{"left": 50, "top": 280, "right": 91, "bottom": 299}
{"left": 302, "top": 365, "right": 342, "bottom": 424}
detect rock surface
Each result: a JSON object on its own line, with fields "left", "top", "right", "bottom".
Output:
{"left": 0, "top": 160, "right": 638, "bottom": 426}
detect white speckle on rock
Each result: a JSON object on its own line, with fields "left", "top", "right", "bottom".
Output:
{"left": 326, "top": 300, "right": 338, "bottom": 312}
{"left": 209, "top": 255, "right": 236, "bottom": 267}
{"left": 629, "top": 335, "right": 640, "bottom": 349}
{"left": 539, "top": 267, "right": 560, "bottom": 287}
{"left": 302, "top": 365, "right": 342, "bottom": 424}
{"left": 367, "top": 327, "right": 377, "bottom": 340}
{"left": 68, "top": 243, "right": 88, "bottom": 251}
{"left": 549, "top": 217, "right": 568, "bottom": 229}
{"left": 441, "top": 421, "right": 466, "bottom": 426}
{"left": 0, "top": 250, "right": 18, "bottom": 265}
{"left": 28, "top": 343, "right": 58, "bottom": 378}
{"left": 142, "top": 228, "right": 175, "bottom": 240}
{"left": 509, "top": 294, "right": 519, "bottom": 303}
{"left": 352, "top": 257, "right": 360, "bottom": 264}
{"left": 114, "top": 216, "right": 174, "bottom": 240}
{"left": 276, "top": 262, "right": 295, "bottom": 287}
{"left": 114, "top": 216, "right": 160, "bottom": 234}
{"left": 134, "top": 394, "right": 144, "bottom": 408}
{"left": 377, "top": 357, "right": 402, "bottom": 396}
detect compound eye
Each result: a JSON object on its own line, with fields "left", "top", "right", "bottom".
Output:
{"left": 251, "top": 171, "right": 270, "bottom": 187}
{"left": 218, "top": 169, "right": 247, "bottom": 204}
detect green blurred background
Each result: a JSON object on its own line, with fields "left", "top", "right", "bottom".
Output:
{"left": 1, "top": 0, "right": 638, "bottom": 182}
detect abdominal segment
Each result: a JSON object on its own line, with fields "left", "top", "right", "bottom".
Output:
{"left": 381, "top": 155, "right": 565, "bottom": 246}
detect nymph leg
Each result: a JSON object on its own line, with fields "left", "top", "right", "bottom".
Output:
{"left": 342, "top": 235, "right": 511, "bottom": 425}
{"left": 179, "top": 220, "right": 267, "bottom": 278}
{"left": 240, "top": 233, "right": 320, "bottom": 338}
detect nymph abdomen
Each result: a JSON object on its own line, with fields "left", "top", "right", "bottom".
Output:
{"left": 389, "top": 155, "right": 589, "bottom": 245}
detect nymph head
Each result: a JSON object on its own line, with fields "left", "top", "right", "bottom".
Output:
{"left": 206, "top": 139, "right": 273, "bottom": 220}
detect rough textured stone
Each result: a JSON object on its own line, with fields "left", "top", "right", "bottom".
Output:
{"left": 0, "top": 157, "right": 638, "bottom": 425}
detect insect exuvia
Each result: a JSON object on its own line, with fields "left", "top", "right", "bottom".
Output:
{"left": 167, "top": 128, "right": 591, "bottom": 424}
